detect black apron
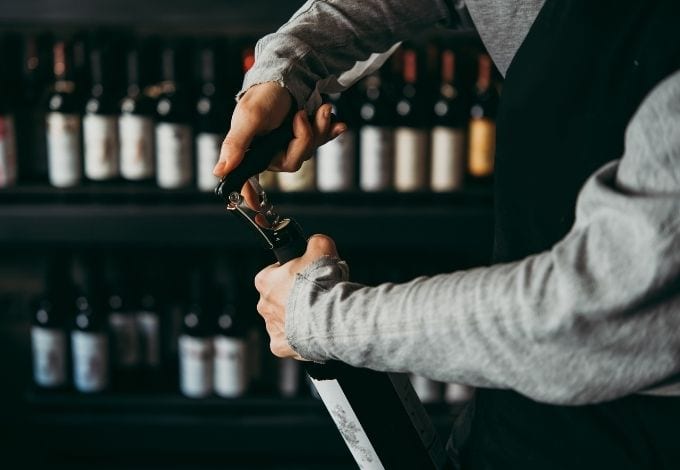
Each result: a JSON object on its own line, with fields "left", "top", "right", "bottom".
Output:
{"left": 463, "top": 0, "right": 680, "bottom": 468}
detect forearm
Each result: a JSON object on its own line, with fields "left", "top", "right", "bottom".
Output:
{"left": 286, "top": 70, "right": 680, "bottom": 405}
{"left": 241, "top": 0, "right": 458, "bottom": 111}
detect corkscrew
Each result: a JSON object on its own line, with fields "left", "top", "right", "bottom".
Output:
{"left": 214, "top": 120, "right": 307, "bottom": 264}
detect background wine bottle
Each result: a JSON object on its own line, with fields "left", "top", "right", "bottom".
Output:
{"left": 71, "top": 258, "right": 110, "bottom": 393}
{"left": 83, "top": 40, "right": 120, "bottom": 181}
{"left": 277, "top": 159, "right": 315, "bottom": 192}
{"left": 155, "top": 40, "right": 193, "bottom": 190}
{"left": 194, "top": 41, "right": 230, "bottom": 192}
{"left": 46, "top": 38, "right": 83, "bottom": 188}
{"left": 178, "top": 268, "right": 214, "bottom": 398}
{"left": 30, "top": 258, "right": 69, "bottom": 390}
{"left": 357, "top": 71, "right": 394, "bottom": 192}
{"left": 467, "top": 53, "right": 498, "bottom": 180}
{"left": 394, "top": 46, "right": 429, "bottom": 192}
{"left": 136, "top": 291, "right": 162, "bottom": 388}
{"left": 0, "top": 34, "right": 19, "bottom": 188}
{"left": 119, "top": 40, "right": 155, "bottom": 181}
{"left": 316, "top": 92, "right": 355, "bottom": 192}
{"left": 213, "top": 277, "right": 249, "bottom": 398}
{"left": 430, "top": 48, "right": 467, "bottom": 192}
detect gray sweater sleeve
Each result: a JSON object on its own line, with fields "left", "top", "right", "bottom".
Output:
{"left": 285, "top": 69, "right": 680, "bottom": 406}
{"left": 239, "top": 1, "right": 545, "bottom": 111}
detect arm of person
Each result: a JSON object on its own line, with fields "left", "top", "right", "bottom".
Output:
{"left": 280, "top": 69, "right": 680, "bottom": 406}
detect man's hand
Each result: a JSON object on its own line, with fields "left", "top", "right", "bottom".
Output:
{"left": 254, "top": 234, "right": 339, "bottom": 359}
{"left": 213, "top": 82, "right": 347, "bottom": 186}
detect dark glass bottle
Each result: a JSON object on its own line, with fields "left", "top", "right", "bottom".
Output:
{"left": 178, "top": 269, "right": 214, "bottom": 398}
{"left": 394, "top": 46, "right": 429, "bottom": 192}
{"left": 46, "top": 38, "right": 82, "bottom": 188}
{"left": 195, "top": 42, "right": 230, "bottom": 192}
{"left": 430, "top": 48, "right": 467, "bottom": 192}
{"left": 0, "top": 34, "right": 19, "bottom": 188}
{"left": 155, "top": 41, "right": 193, "bottom": 189}
{"left": 119, "top": 41, "right": 155, "bottom": 181}
{"left": 357, "top": 71, "right": 395, "bottom": 192}
{"left": 83, "top": 45, "right": 120, "bottom": 181}
{"left": 467, "top": 53, "right": 499, "bottom": 181}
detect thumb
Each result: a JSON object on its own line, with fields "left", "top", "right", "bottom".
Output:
{"left": 214, "top": 113, "right": 259, "bottom": 177}
{"left": 303, "top": 235, "right": 339, "bottom": 261}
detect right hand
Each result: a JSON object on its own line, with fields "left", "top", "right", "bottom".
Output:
{"left": 212, "top": 82, "right": 347, "bottom": 180}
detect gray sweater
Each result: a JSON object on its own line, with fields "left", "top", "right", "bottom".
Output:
{"left": 242, "top": 0, "right": 680, "bottom": 404}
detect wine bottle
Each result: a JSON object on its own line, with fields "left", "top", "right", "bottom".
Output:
{"left": 46, "top": 39, "right": 82, "bottom": 188}
{"left": 71, "top": 260, "right": 110, "bottom": 393}
{"left": 0, "top": 103, "right": 17, "bottom": 189}
{"left": 316, "top": 92, "right": 355, "bottom": 192}
{"left": 195, "top": 42, "right": 230, "bottom": 192}
{"left": 178, "top": 269, "right": 214, "bottom": 398}
{"left": 278, "top": 358, "right": 301, "bottom": 398}
{"left": 155, "top": 42, "right": 193, "bottom": 189}
{"left": 430, "top": 48, "right": 467, "bottom": 192}
{"left": 394, "top": 46, "right": 429, "bottom": 192}
{"left": 83, "top": 43, "right": 120, "bottom": 181}
{"left": 213, "top": 279, "right": 249, "bottom": 398}
{"left": 277, "top": 159, "right": 315, "bottom": 192}
{"left": 106, "top": 265, "right": 140, "bottom": 388}
{"left": 467, "top": 53, "right": 498, "bottom": 180}
{"left": 136, "top": 293, "right": 161, "bottom": 372}
{"left": 31, "top": 258, "right": 69, "bottom": 390}
{"left": 119, "top": 41, "right": 155, "bottom": 181}
{"left": 358, "top": 72, "right": 394, "bottom": 192}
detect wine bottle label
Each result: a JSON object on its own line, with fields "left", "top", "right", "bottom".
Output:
{"left": 360, "top": 126, "right": 393, "bottom": 192}
{"left": 316, "top": 130, "right": 355, "bottom": 192}
{"left": 31, "top": 326, "right": 67, "bottom": 388}
{"left": 136, "top": 311, "right": 160, "bottom": 368}
{"left": 109, "top": 312, "right": 140, "bottom": 367}
{"left": 196, "top": 132, "right": 222, "bottom": 192}
{"left": 394, "top": 127, "right": 428, "bottom": 192}
{"left": 430, "top": 126, "right": 466, "bottom": 192}
{"left": 259, "top": 170, "right": 278, "bottom": 191}
{"left": 468, "top": 117, "right": 496, "bottom": 177}
{"left": 277, "top": 158, "right": 315, "bottom": 192}
{"left": 179, "top": 335, "right": 214, "bottom": 398}
{"left": 71, "top": 331, "right": 109, "bottom": 393}
{"left": 444, "top": 383, "right": 475, "bottom": 403}
{"left": 213, "top": 336, "right": 248, "bottom": 398}
{"left": 279, "top": 358, "right": 301, "bottom": 398}
{"left": 119, "top": 114, "right": 154, "bottom": 180}
{"left": 0, "top": 115, "right": 17, "bottom": 188}
{"left": 310, "top": 378, "right": 384, "bottom": 469}
{"left": 155, "top": 122, "right": 192, "bottom": 189}
{"left": 83, "top": 114, "right": 119, "bottom": 180}
{"left": 409, "top": 374, "right": 441, "bottom": 404}
{"left": 46, "top": 112, "right": 82, "bottom": 188}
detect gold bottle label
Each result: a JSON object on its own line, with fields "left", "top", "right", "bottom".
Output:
{"left": 468, "top": 117, "right": 495, "bottom": 178}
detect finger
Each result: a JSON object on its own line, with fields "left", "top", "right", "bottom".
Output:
{"left": 305, "top": 234, "right": 339, "bottom": 259}
{"left": 214, "top": 112, "right": 260, "bottom": 177}
{"left": 312, "top": 104, "right": 333, "bottom": 147}
{"left": 278, "top": 110, "right": 314, "bottom": 172}
{"left": 254, "top": 262, "right": 280, "bottom": 293}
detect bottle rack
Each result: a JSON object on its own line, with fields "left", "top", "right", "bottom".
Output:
{"left": 0, "top": 1, "right": 486, "bottom": 468}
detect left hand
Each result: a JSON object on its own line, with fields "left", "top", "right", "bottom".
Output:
{"left": 254, "top": 234, "right": 339, "bottom": 359}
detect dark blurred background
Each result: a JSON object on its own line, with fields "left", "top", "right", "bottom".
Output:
{"left": 0, "top": 1, "right": 497, "bottom": 467}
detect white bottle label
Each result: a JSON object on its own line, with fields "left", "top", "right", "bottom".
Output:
{"left": 179, "top": 335, "right": 214, "bottom": 398}
{"left": 316, "top": 130, "right": 355, "bottom": 192}
{"left": 277, "top": 158, "right": 315, "bottom": 192}
{"left": 109, "top": 312, "right": 140, "bottom": 367}
{"left": 259, "top": 170, "right": 278, "bottom": 191}
{"left": 31, "top": 326, "right": 67, "bottom": 388}
{"left": 136, "top": 311, "right": 161, "bottom": 368}
{"left": 196, "top": 132, "right": 222, "bottom": 192}
{"left": 214, "top": 336, "right": 248, "bottom": 398}
{"left": 156, "top": 122, "right": 192, "bottom": 189}
{"left": 46, "top": 112, "right": 81, "bottom": 188}
{"left": 410, "top": 374, "right": 441, "bottom": 403}
{"left": 0, "top": 115, "right": 17, "bottom": 188}
{"left": 394, "top": 127, "right": 428, "bottom": 192}
{"left": 430, "top": 126, "right": 466, "bottom": 192}
{"left": 71, "top": 331, "right": 109, "bottom": 393}
{"left": 360, "top": 126, "right": 393, "bottom": 192}
{"left": 444, "top": 383, "right": 475, "bottom": 403}
{"left": 84, "top": 114, "right": 119, "bottom": 180}
{"left": 278, "top": 358, "right": 301, "bottom": 398}
{"left": 119, "top": 114, "right": 154, "bottom": 180}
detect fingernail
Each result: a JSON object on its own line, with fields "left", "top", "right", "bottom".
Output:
{"left": 213, "top": 160, "right": 226, "bottom": 175}
{"left": 334, "top": 125, "right": 347, "bottom": 137}
{"left": 323, "top": 106, "right": 331, "bottom": 119}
